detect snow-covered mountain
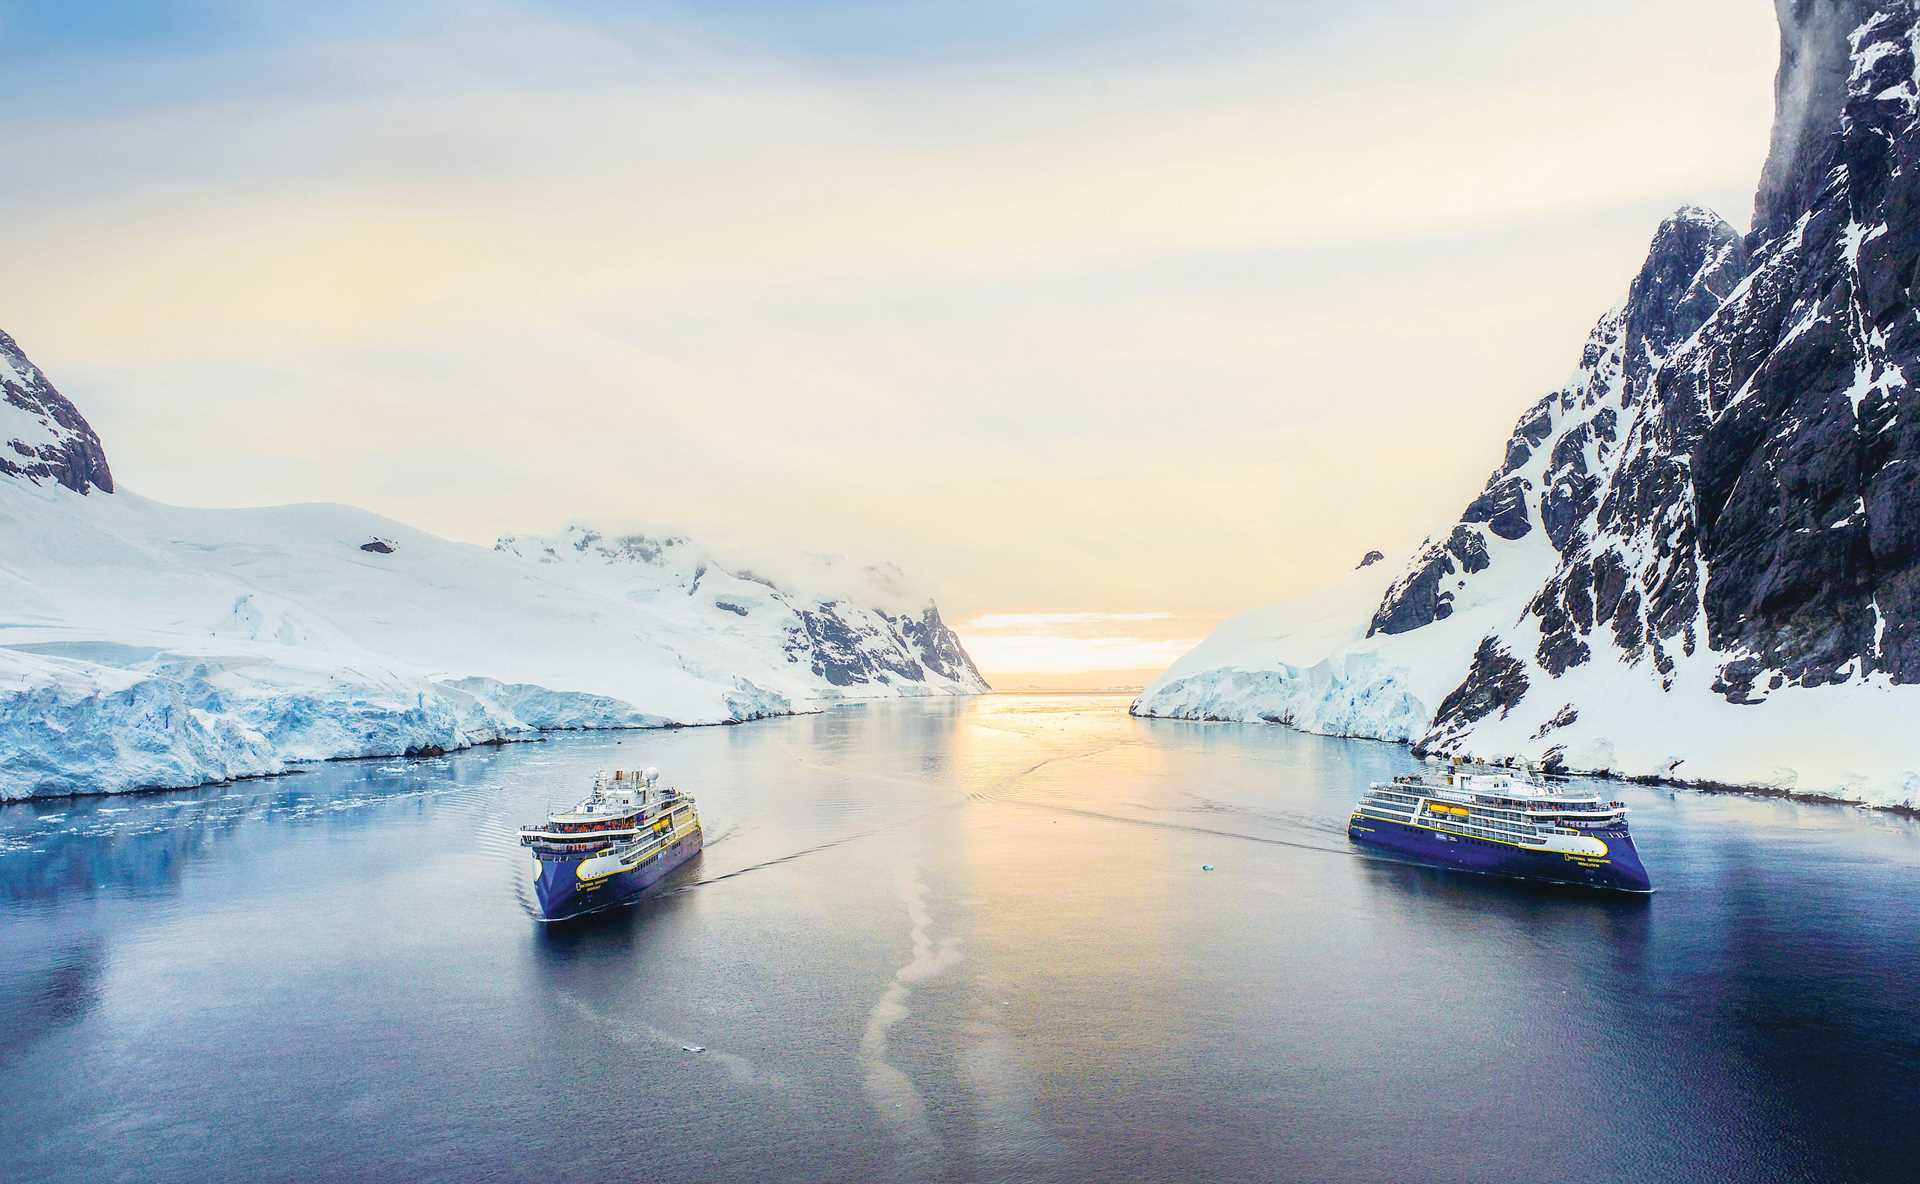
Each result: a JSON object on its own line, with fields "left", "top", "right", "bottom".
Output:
{"left": 1135, "top": 1, "right": 1920, "bottom": 808}
{"left": 0, "top": 343, "right": 985, "bottom": 799}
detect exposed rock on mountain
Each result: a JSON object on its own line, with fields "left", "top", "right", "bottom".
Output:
{"left": 493, "top": 525, "right": 987, "bottom": 696}
{"left": 1136, "top": 2, "right": 1920, "bottom": 807}
{"left": 1437, "top": 1, "right": 1920, "bottom": 728}
{"left": 1, "top": 330, "right": 113, "bottom": 495}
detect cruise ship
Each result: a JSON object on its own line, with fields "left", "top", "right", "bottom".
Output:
{"left": 1348, "top": 764, "right": 1652, "bottom": 893}
{"left": 518, "top": 767, "right": 703, "bottom": 921}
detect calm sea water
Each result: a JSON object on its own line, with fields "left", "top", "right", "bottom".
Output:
{"left": 3, "top": 694, "right": 1918, "bottom": 1184}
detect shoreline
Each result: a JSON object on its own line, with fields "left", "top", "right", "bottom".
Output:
{"left": 15, "top": 692, "right": 1910, "bottom": 822}
{"left": 0, "top": 695, "right": 939, "bottom": 807}
{"left": 1128, "top": 705, "right": 1920, "bottom": 820}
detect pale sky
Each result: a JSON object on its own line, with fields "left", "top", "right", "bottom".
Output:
{"left": 1, "top": 1, "right": 1782, "bottom": 681}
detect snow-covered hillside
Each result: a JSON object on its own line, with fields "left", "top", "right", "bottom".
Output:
{"left": 0, "top": 347, "right": 984, "bottom": 800}
{"left": 1136, "top": 2, "right": 1920, "bottom": 809}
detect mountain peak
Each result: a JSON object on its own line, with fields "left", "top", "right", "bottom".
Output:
{"left": 1661, "top": 203, "right": 1730, "bottom": 230}
{"left": 0, "top": 330, "right": 114, "bottom": 495}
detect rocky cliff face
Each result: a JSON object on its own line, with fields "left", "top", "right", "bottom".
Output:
{"left": 1428, "top": 1, "right": 1920, "bottom": 757}
{"left": 0, "top": 331, "right": 113, "bottom": 495}
{"left": 1367, "top": 208, "right": 1749, "bottom": 645}
{"left": 1136, "top": 2, "right": 1920, "bottom": 803}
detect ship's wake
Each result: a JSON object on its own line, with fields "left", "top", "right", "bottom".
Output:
{"left": 555, "top": 993, "right": 784, "bottom": 1088}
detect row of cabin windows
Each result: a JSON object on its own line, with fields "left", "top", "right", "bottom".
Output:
{"left": 546, "top": 807, "right": 692, "bottom": 835}
{"left": 1371, "top": 796, "right": 1575, "bottom": 835}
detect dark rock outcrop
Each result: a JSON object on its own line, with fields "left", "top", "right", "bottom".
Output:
{"left": 497, "top": 525, "right": 990, "bottom": 694}
{"left": 360, "top": 538, "right": 397, "bottom": 554}
{"left": 1, "top": 331, "right": 114, "bottom": 495}
{"left": 787, "top": 603, "right": 926, "bottom": 687}
{"left": 1390, "top": 203, "right": 1780, "bottom": 712}
{"left": 894, "top": 604, "right": 987, "bottom": 687}
{"left": 783, "top": 602, "right": 986, "bottom": 690}
{"left": 1427, "top": 638, "right": 1529, "bottom": 740}
{"left": 1369, "top": 525, "right": 1490, "bottom": 636}
{"left": 1696, "top": 5, "right": 1920, "bottom": 689}
{"left": 1366, "top": 208, "right": 1749, "bottom": 647}
{"left": 1356, "top": 550, "right": 1385, "bottom": 568}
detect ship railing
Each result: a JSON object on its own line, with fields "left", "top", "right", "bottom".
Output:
{"left": 606, "top": 818, "right": 702, "bottom": 860}
{"left": 520, "top": 794, "right": 696, "bottom": 834}
{"left": 1427, "top": 813, "right": 1548, "bottom": 843}
{"left": 519, "top": 811, "right": 675, "bottom": 842}
{"left": 521, "top": 810, "right": 691, "bottom": 839}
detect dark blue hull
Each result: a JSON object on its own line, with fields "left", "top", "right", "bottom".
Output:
{"left": 1349, "top": 813, "right": 1652, "bottom": 893}
{"left": 531, "top": 828, "right": 704, "bottom": 922}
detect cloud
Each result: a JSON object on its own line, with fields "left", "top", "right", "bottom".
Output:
{"left": 5, "top": 1, "right": 1776, "bottom": 356}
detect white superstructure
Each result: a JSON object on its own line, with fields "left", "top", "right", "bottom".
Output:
{"left": 1353, "top": 769, "right": 1628, "bottom": 858}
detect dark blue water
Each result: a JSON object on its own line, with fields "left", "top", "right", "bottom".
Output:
{"left": 3, "top": 694, "right": 1917, "bottom": 1184}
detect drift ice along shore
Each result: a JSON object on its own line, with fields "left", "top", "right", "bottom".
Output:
{"left": 0, "top": 332, "right": 985, "bottom": 800}
{"left": 1136, "top": 1, "right": 1920, "bottom": 809}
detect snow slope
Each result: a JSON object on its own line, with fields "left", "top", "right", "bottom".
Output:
{"left": 1132, "top": 555, "right": 1437, "bottom": 742}
{"left": 0, "top": 347, "right": 984, "bottom": 799}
